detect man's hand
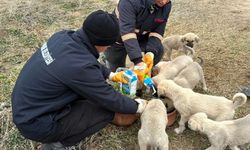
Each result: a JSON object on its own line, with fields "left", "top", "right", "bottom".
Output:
{"left": 135, "top": 98, "right": 148, "bottom": 113}
{"left": 133, "top": 52, "right": 154, "bottom": 82}
{"left": 133, "top": 62, "right": 147, "bottom": 83}
{"left": 109, "top": 71, "right": 128, "bottom": 84}
{"left": 143, "top": 52, "right": 154, "bottom": 76}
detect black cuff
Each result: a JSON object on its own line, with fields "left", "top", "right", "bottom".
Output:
{"left": 131, "top": 57, "right": 142, "bottom": 65}
{"left": 145, "top": 48, "right": 157, "bottom": 56}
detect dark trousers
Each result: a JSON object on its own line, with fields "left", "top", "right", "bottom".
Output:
{"left": 40, "top": 100, "right": 114, "bottom": 146}
{"left": 104, "top": 39, "right": 164, "bottom": 72}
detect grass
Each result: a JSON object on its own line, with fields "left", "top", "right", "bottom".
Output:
{"left": 0, "top": 0, "right": 250, "bottom": 149}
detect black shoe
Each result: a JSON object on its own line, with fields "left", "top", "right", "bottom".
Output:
{"left": 240, "top": 87, "right": 250, "bottom": 97}
{"left": 42, "top": 142, "right": 79, "bottom": 150}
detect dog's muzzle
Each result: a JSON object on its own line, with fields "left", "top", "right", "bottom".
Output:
{"left": 186, "top": 42, "right": 194, "bottom": 48}
{"left": 159, "top": 95, "right": 167, "bottom": 99}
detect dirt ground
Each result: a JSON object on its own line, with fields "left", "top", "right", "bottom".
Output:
{"left": 0, "top": 0, "right": 249, "bottom": 149}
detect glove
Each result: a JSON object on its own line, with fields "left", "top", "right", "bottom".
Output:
{"left": 142, "top": 52, "right": 154, "bottom": 76}
{"left": 109, "top": 71, "right": 128, "bottom": 84}
{"left": 135, "top": 98, "right": 148, "bottom": 113}
{"left": 133, "top": 62, "right": 147, "bottom": 83}
{"left": 133, "top": 52, "right": 154, "bottom": 83}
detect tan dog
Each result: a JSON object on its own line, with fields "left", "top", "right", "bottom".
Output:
{"left": 153, "top": 55, "right": 193, "bottom": 86}
{"left": 138, "top": 99, "right": 169, "bottom": 150}
{"left": 173, "top": 61, "right": 207, "bottom": 91}
{"left": 188, "top": 112, "right": 250, "bottom": 150}
{"left": 157, "top": 79, "right": 247, "bottom": 134}
{"left": 162, "top": 33, "right": 199, "bottom": 60}
{"left": 239, "top": 143, "right": 250, "bottom": 150}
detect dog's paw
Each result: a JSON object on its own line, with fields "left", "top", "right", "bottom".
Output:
{"left": 229, "top": 146, "right": 240, "bottom": 150}
{"left": 203, "top": 87, "right": 208, "bottom": 91}
{"left": 174, "top": 128, "right": 183, "bottom": 134}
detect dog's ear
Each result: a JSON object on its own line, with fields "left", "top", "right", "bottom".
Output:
{"left": 195, "top": 36, "right": 200, "bottom": 43}
{"left": 181, "top": 36, "right": 186, "bottom": 43}
{"left": 188, "top": 119, "right": 199, "bottom": 131}
{"left": 200, "top": 112, "right": 208, "bottom": 119}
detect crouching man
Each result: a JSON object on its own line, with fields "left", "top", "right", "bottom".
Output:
{"left": 11, "top": 10, "right": 147, "bottom": 150}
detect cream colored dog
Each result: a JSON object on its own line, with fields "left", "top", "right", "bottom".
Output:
{"left": 138, "top": 99, "right": 169, "bottom": 150}
{"left": 153, "top": 55, "right": 193, "bottom": 86}
{"left": 188, "top": 112, "right": 250, "bottom": 150}
{"left": 239, "top": 143, "right": 250, "bottom": 150}
{"left": 162, "top": 33, "right": 199, "bottom": 60}
{"left": 173, "top": 61, "right": 207, "bottom": 91}
{"left": 157, "top": 79, "right": 247, "bottom": 134}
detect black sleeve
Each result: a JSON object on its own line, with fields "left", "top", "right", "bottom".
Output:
{"left": 146, "top": 22, "right": 166, "bottom": 54}
{"left": 68, "top": 63, "right": 138, "bottom": 114}
{"left": 118, "top": 0, "right": 143, "bottom": 64}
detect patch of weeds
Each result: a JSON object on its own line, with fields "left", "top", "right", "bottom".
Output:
{"left": 0, "top": 39, "right": 11, "bottom": 55}
{"left": 86, "top": 123, "right": 139, "bottom": 150}
{"left": 7, "top": 28, "right": 38, "bottom": 47}
{"left": 0, "top": 73, "right": 12, "bottom": 103}
{"left": 39, "top": 15, "right": 56, "bottom": 26}
{"left": 61, "top": 2, "right": 79, "bottom": 11}
{"left": 0, "top": 63, "right": 23, "bottom": 103}
{"left": 20, "top": 34, "right": 38, "bottom": 47}
{"left": 7, "top": 28, "right": 23, "bottom": 37}
{"left": 38, "top": 9, "right": 58, "bottom": 26}
{"left": 0, "top": 38, "right": 10, "bottom": 46}
{"left": 13, "top": 13, "right": 24, "bottom": 22}
{"left": 1, "top": 54, "right": 23, "bottom": 65}
{"left": 0, "top": 63, "right": 26, "bottom": 150}
{"left": 4, "top": 128, "right": 30, "bottom": 150}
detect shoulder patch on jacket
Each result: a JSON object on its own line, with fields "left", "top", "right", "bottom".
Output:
{"left": 41, "top": 42, "right": 55, "bottom": 65}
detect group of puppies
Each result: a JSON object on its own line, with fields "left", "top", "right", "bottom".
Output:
{"left": 137, "top": 33, "right": 249, "bottom": 150}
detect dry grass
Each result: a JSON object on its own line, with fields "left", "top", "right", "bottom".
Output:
{"left": 0, "top": 0, "right": 249, "bottom": 149}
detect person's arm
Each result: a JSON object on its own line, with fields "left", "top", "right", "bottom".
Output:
{"left": 146, "top": 3, "right": 172, "bottom": 56}
{"left": 117, "top": 0, "right": 143, "bottom": 65}
{"left": 68, "top": 63, "right": 138, "bottom": 114}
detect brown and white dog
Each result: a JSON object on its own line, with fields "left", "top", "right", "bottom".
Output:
{"left": 162, "top": 33, "right": 199, "bottom": 60}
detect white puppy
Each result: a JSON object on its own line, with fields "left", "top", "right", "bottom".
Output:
{"left": 153, "top": 55, "right": 193, "bottom": 86}
{"left": 173, "top": 61, "right": 207, "bottom": 91}
{"left": 188, "top": 112, "right": 250, "bottom": 150}
{"left": 157, "top": 79, "right": 247, "bottom": 134}
{"left": 138, "top": 99, "right": 169, "bottom": 150}
{"left": 162, "top": 33, "right": 199, "bottom": 60}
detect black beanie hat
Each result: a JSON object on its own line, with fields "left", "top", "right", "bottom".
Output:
{"left": 82, "top": 10, "right": 120, "bottom": 46}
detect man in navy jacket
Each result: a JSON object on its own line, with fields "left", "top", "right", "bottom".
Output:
{"left": 105, "top": 0, "right": 172, "bottom": 72}
{"left": 11, "top": 10, "right": 147, "bottom": 149}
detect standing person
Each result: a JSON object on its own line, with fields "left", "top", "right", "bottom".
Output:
{"left": 105, "top": 0, "right": 172, "bottom": 72}
{"left": 11, "top": 10, "right": 147, "bottom": 150}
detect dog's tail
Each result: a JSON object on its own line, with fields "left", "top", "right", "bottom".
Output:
{"left": 232, "top": 93, "right": 247, "bottom": 109}
{"left": 196, "top": 57, "right": 204, "bottom": 66}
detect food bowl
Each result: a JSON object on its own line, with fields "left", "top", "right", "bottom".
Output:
{"left": 167, "top": 108, "right": 177, "bottom": 126}
{"left": 162, "top": 97, "right": 177, "bottom": 126}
